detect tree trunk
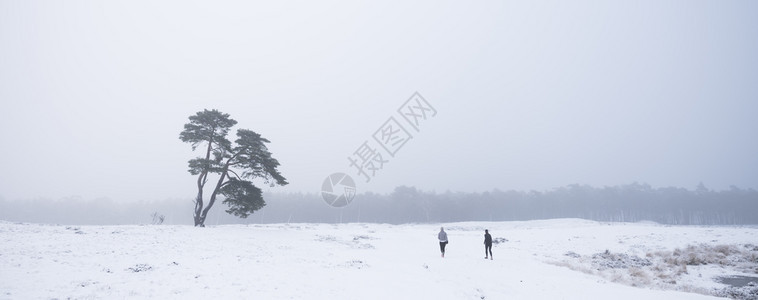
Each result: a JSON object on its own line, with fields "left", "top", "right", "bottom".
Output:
{"left": 194, "top": 175, "right": 206, "bottom": 227}
{"left": 194, "top": 139, "right": 214, "bottom": 227}
{"left": 198, "top": 171, "right": 228, "bottom": 226}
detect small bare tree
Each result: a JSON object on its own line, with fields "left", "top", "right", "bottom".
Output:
{"left": 151, "top": 212, "right": 165, "bottom": 225}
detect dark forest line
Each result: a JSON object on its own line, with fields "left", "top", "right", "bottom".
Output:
{"left": 1, "top": 183, "right": 756, "bottom": 225}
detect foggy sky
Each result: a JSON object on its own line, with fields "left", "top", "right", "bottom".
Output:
{"left": 1, "top": 0, "right": 757, "bottom": 203}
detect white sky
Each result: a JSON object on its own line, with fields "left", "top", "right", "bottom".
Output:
{"left": 1, "top": 0, "right": 757, "bottom": 202}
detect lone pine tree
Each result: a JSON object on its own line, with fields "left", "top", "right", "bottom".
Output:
{"left": 180, "top": 109, "right": 287, "bottom": 227}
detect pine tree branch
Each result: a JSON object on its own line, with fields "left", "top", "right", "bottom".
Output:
{"left": 227, "top": 169, "right": 243, "bottom": 181}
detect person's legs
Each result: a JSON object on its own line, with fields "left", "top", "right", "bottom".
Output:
{"left": 485, "top": 244, "right": 489, "bottom": 258}
{"left": 440, "top": 242, "right": 446, "bottom": 257}
{"left": 486, "top": 244, "right": 493, "bottom": 259}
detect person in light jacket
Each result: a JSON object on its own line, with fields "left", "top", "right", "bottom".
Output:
{"left": 438, "top": 227, "right": 448, "bottom": 258}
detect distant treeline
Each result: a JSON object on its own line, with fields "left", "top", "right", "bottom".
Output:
{"left": 1, "top": 183, "right": 756, "bottom": 225}
{"left": 260, "top": 183, "right": 758, "bottom": 225}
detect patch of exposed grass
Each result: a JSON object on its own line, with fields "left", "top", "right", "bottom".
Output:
{"left": 552, "top": 244, "right": 758, "bottom": 299}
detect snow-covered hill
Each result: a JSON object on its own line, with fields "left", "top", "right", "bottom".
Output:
{"left": 1, "top": 219, "right": 756, "bottom": 299}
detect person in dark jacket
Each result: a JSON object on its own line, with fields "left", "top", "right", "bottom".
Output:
{"left": 484, "top": 229, "right": 493, "bottom": 260}
{"left": 438, "top": 227, "right": 448, "bottom": 258}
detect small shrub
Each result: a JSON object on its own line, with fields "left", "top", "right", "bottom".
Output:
{"left": 127, "top": 264, "right": 153, "bottom": 273}
{"left": 715, "top": 245, "right": 736, "bottom": 256}
{"left": 492, "top": 237, "right": 508, "bottom": 245}
{"left": 629, "top": 267, "right": 652, "bottom": 285}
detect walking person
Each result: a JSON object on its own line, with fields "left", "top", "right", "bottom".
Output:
{"left": 438, "top": 227, "right": 448, "bottom": 258}
{"left": 484, "top": 229, "right": 493, "bottom": 260}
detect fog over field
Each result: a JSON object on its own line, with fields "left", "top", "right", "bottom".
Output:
{"left": 2, "top": 184, "right": 757, "bottom": 226}
{"left": 1, "top": 1, "right": 757, "bottom": 209}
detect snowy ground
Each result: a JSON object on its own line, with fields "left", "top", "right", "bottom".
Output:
{"left": 1, "top": 219, "right": 757, "bottom": 299}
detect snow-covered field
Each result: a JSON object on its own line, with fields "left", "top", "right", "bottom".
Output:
{"left": 1, "top": 219, "right": 757, "bottom": 299}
